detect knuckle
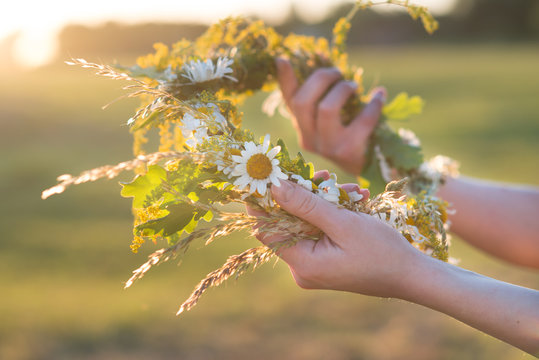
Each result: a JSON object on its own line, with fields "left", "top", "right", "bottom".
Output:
{"left": 317, "top": 101, "right": 338, "bottom": 118}
{"left": 296, "top": 192, "right": 318, "bottom": 217}
{"left": 312, "top": 67, "right": 341, "bottom": 82}
{"left": 290, "top": 96, "right": 306, "bottom": 112}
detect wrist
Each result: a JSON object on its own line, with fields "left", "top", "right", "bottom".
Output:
{"left": 395, "top": 250, "right": 451, "bottom": 304}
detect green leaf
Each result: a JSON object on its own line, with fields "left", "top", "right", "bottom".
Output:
{"left": 295, "top": 152, "right": 314, "bottom": 179}
{"left": 383, "top": 92, "right": 424, "bottom": 121}
{"left": 362, "top": 162, "right": 386, "bottom": 196}
{"left": 375, "top": 126, "right": 423, "bottom": 171}
{"left": 136, "top": 203, "right": 196, "bottom": 237}
{"left": 120, "top": 165, "right": 167, "bottom": 208}
{"left": 276, "top": 138, "right": 290, "bottom": 161}
{"left": 362, "top": 145, "right": 387, "bottom": 196}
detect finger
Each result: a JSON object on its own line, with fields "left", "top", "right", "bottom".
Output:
{"left": 346, "top": 87, "right": 386, "bottom": 147}
{"left": 271, "top": 180, "right": 351, "bottom": 234}
{"left": 316, "top": 80, "right": 357, "bottom": 152}
{"left": 340, "top": 183, "right": 360, "bottom": 194}
{"left": 275, "top": 58, "right": 299, "bottom": 106}
{"left": 291, "top": 68, "right": 342, "bottom": 148}
{"left": 359, "top": 188, "right": 370, "bottom": 201}
{"left": 313, "top": 170, "right": 330, "bottom": 181}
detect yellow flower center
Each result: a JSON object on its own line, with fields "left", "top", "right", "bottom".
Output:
{"left": 246, "top": 153, "right": 273, "bottom": 180}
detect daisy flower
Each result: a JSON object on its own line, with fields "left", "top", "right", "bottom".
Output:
{"left": 179, "top": 103, "right": 227, "bottom": 148}
{"left": 316, "top": 174, "right": 341, "bottom": 204}
{"left": 230, "top": 135, "right": 288, "bottom": 196}
{"left": 181, "top": 56, "right": 237, "bottom": 84}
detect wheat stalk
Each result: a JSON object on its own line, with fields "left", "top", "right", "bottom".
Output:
{"left": 42, "top": 151, "right": 204, "bottom": 199}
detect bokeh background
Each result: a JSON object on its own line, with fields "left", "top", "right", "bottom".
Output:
{"left": 1, "top": 0, "right": 538, "bottom": 359}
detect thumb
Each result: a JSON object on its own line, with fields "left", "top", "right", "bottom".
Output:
{"left": 271, "top": 180, "right": 345, "bottom": 233}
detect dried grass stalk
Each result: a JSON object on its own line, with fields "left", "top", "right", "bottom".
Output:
{"left": 177, "top": 246, "right": 275, "bottom": 315}
{"left": 42, "top": 152, "right": 202, "bottom": 199}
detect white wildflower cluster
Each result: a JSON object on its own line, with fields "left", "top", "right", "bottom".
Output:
{"left": 418, "top": 155, "right": 460, "bottom": 193}
{"left": 291, "top": 173, "right": 363, "bottom": 204}
{"left": 373, "top": 197, "right": 428, "bottom": 243}
{"left": 181, "top": 57, "right": 237, "bottom": 84}
{"left": 179, "top": 103, "right": 227, "bottom": 148}
{"left": 398, "top": 128, "right": 421, "bottom": 147}
{"left": 262, "top": 90, "right": 291, "bottom": 118}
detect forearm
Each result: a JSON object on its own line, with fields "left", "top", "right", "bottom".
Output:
{"left": 401, "top": 254, "right": 539, "bottom": 355}
{"left": 437, "top": 176, "right": 539, "bottom": 267}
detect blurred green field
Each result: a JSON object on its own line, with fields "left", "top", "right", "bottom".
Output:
{"left": 1, "top": 43, "right": 538, "bottom": 360}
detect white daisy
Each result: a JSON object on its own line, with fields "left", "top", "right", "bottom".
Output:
{"left": 179, "top": 103, "right": 227, "bottom": 148}
{"left": 316, "top": 174, "right": 340, "bottom": 204}
{"left": 181, "top": 56, "right": 237, "bottom": 84}
{"left": 230, "top": 134, "right": 288, "bottom": 196}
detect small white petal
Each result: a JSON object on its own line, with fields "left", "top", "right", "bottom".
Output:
{"left": 231, "top": 164, "right": 246, "bottom": 176}
{"left": 267, "top": 146, "right": 281, "bottom": 160}
{"left": 262, "top": 134, "right": 270, "bottom": 153}
{"left": 257, "top": 180, "right": 267, "bottom": 195}
{"left": 245, "top": 142, "right": 257, "bottom": 153}
{"left": 231, "top": 155, "right": 246, "bottom": 163}
{"left": 275, "top": 169, "right": 288, "bottom": 180}
{"left": 348, "top": 191, "right": 364, "bottom": 202}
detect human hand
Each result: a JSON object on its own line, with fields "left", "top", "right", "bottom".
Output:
{"left": 248, "top": 171, "right": 422, "bottom": 298}
{"left": 276, "top": 58, "right": 387, "bottom": 176}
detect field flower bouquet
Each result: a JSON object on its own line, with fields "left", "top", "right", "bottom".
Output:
{"left": 43, "top": 0, "right": 458, "bottom": 315}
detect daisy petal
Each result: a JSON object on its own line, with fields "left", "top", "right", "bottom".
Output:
{"left": 262, "top": 134, "right": 270, "bottom": 153}
{"left": 257, "top": 180, "right": 267, "bottom": 195}
{"left": 266, "top": 146, "right": 281, "bottom": 160}
{"left": 231, "top": 155, "right": 246, "bottom": 163}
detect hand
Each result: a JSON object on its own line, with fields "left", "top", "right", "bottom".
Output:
{"left": 276, "top": 58, "right": 387, "bottom": 176}
{"left": 249, "top": 175, "right": 539, "bottom": 354}
{"left": 248, "top": 171, "right": 421, "bottom": 298}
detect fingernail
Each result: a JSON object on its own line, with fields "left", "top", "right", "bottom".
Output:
{"left": 271, "top": 180, "right": 294, "bottom": 203}
{"left": 372, "top": 88, "right": 387, "bottom": 103}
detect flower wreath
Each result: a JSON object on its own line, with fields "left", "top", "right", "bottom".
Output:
{"left": 43, "top": 0, "right": 459, "bottom": 315}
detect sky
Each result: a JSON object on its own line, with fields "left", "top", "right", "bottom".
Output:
{"left": 1, "top": 0, "right": 457, "bottom": 68}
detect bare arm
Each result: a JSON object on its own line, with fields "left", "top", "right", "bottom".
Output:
{"left": 438, "top": 176, "right": 539, "bottom": 268}
{"left": 255, "top": 180, "right": 539, "bottom": 355}
{"left": 404, "top": 253, "right": 539, "bottom": 354}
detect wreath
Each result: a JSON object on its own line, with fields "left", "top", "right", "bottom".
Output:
{"left": 43, "top": 0, "right": 459, "bottom": 315}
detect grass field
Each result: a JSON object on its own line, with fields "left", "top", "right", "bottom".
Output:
{"left": 1, "top": 43, "right": 538, "bottom": 360}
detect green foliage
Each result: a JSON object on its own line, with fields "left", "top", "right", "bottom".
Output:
{"left": 294, "top": 153, "right": 314, "bottom": 180}
{"left": 136, "top": 202, "right": 199, "bottom": 237}
{"left": 382, "top": 92, "right": 424, "bottom": 121}
{"left": 120, "top": 165, "right": 168, "bottom": 208}
{"left": 276, "top": 138, "right": 314, "bottom": 179}
{"left": 375, "top": 125, "right": 423, "bottom": 171}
